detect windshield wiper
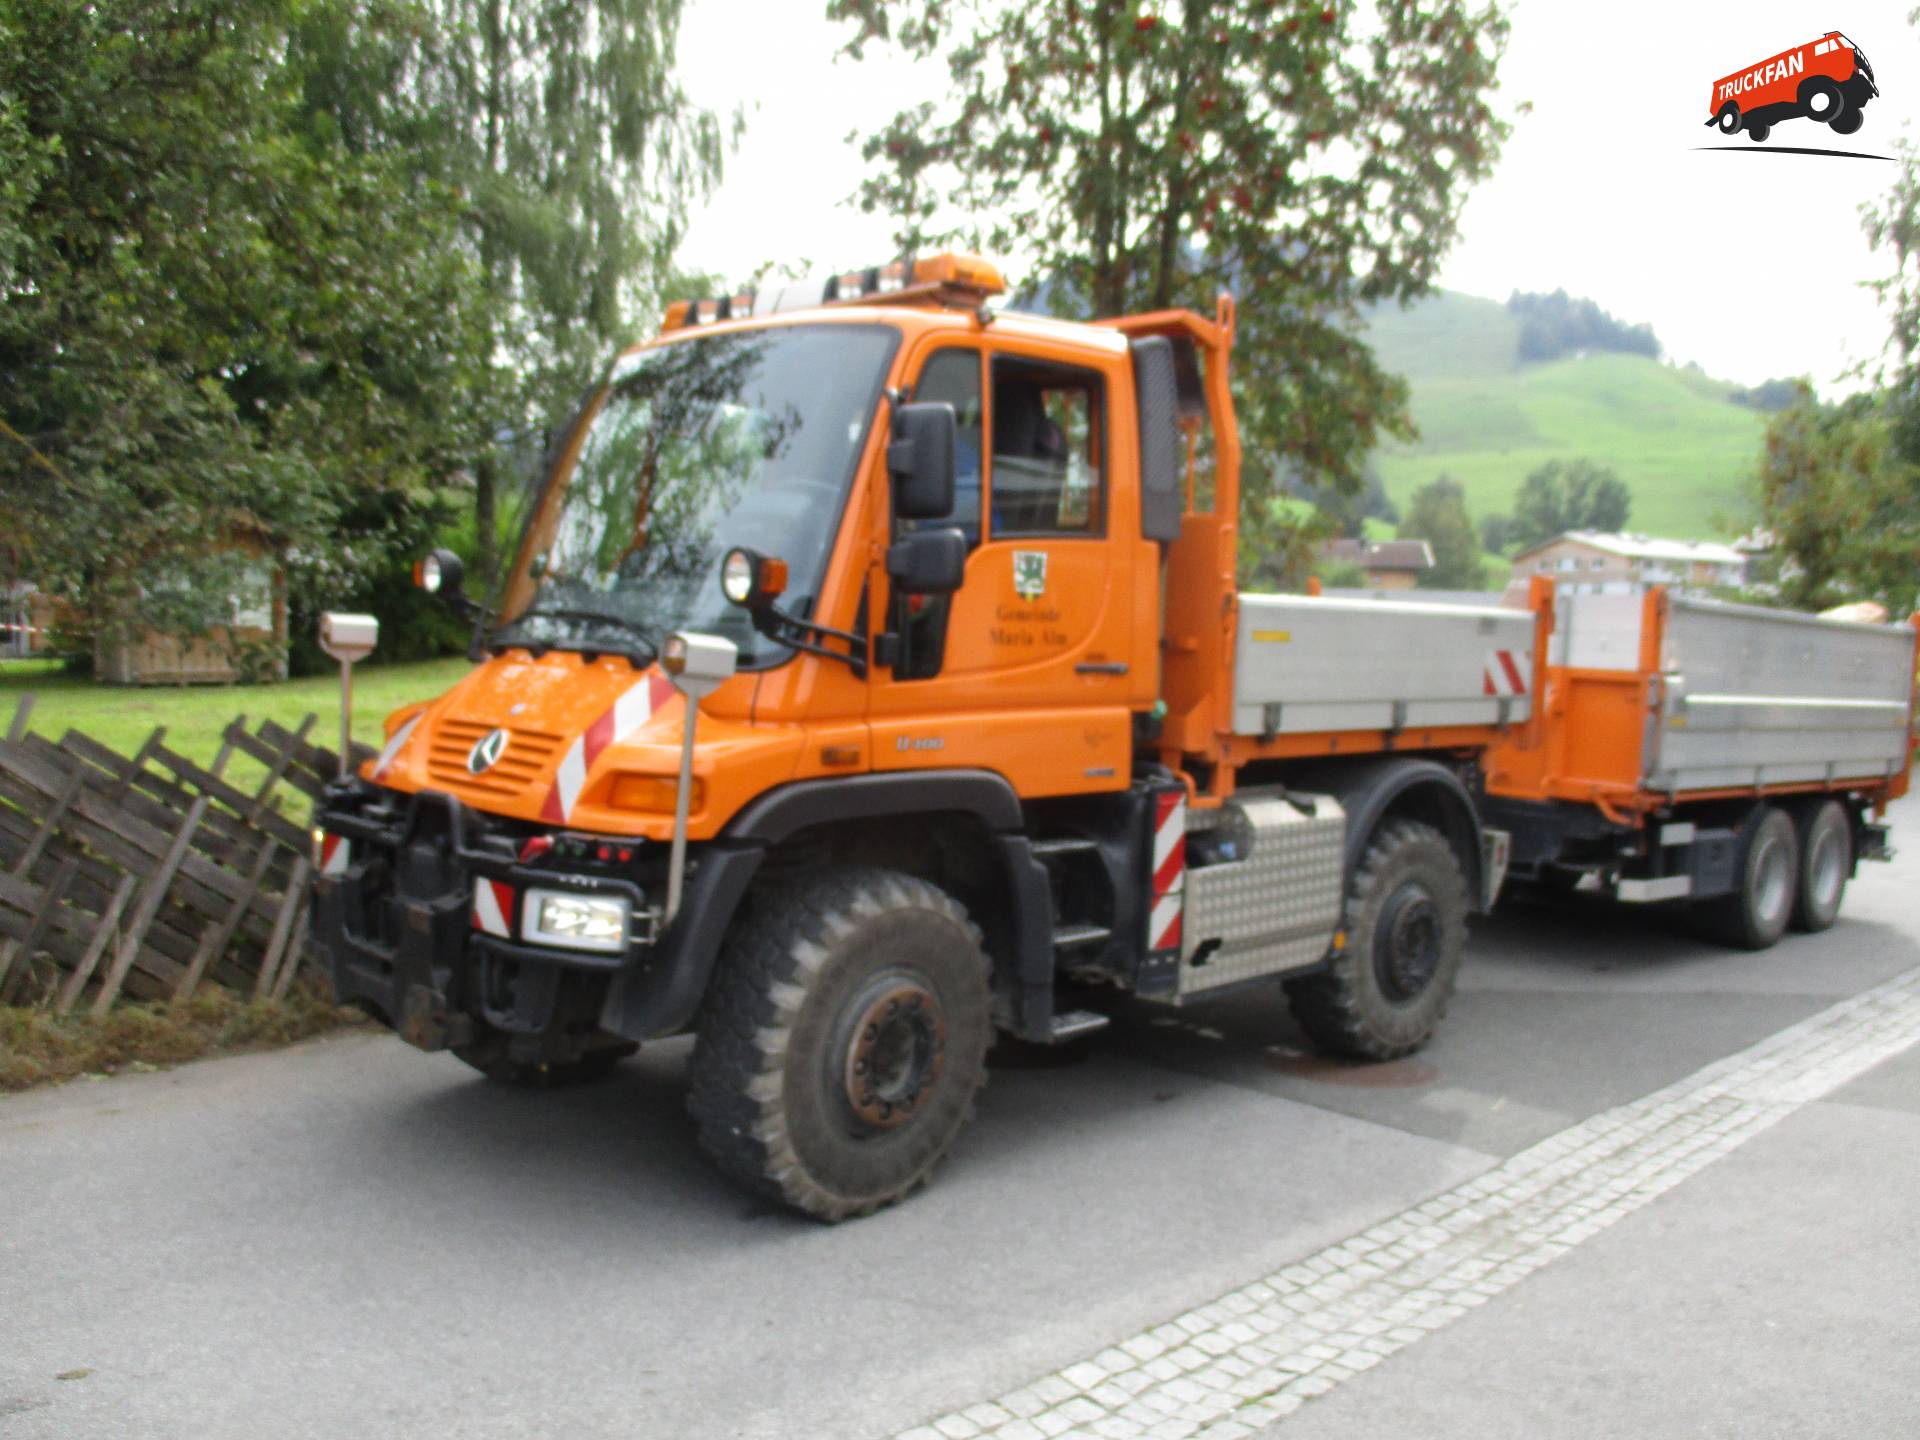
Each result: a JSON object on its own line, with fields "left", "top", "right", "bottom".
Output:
{"left": 490, "top": 607, "right": 660, "bottom": 665}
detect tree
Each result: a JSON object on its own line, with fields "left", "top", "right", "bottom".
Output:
{"left": 1399, "top": 475, "right": 1484, "bottom": 590}
{"left": 1480, "top": 512, "right": 1516, "bottom": 554}
{"left": 1507, "top": 288, "right": 1659, "bottom": 364}
{"left": 1754, "top": 385, "right": 1920, "bottom": 615}
{"left": 829, "top": 0, "right": 1512, "bottom": 537}
{"left": 299, "top": 0, "right": 728, "bottom": 585}
{"left": 0, "top": 0, "right": 486, "bottom": 656}
{"left": 1510, "top": 459, "right": 1631, "bottom": 549}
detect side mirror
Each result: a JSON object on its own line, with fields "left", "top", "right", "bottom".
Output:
{"left": 888, "top": 402, "right": 957, "bottom": 521}
{"left": 413, "top": 548, "right": 465, "bottom": 599}
{"left": 886, "top": 528, "right": 967, "bottom": 596}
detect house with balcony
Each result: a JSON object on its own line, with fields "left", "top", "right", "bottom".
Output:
{"left": 1510, "top": 531, "right": 1748, "bottom": 597}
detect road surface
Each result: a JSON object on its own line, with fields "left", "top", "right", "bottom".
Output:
{"left": 3, "top": 807, "right": 1916, "bottom": 1439}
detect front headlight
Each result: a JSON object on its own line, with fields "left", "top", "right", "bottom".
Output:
{"left": 522, "top": 888, "right": 631, "bottom": 954}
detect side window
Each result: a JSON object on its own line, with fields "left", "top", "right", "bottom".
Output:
{"left": 909, "top": 348, "right": 984, "bottom": 545}
{"left": 990, "top": 358, "right": 1105, "bottom": 537}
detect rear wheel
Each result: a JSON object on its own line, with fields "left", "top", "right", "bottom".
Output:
{"left": 1285, "top": 820, "right": 1469, "bottom": 1061}
{"left": 1791, "top": 800, "right": 1851, "bottom": 933}
{"left": 1716, "top": 104, "right": 1741, "bottom": 134}
{"left": 1747, "top": 122, "right": 1772, "bottom": 143}
{"left": 687, "top": 868, "right": 992, "bottom": 1221}
{"left": 1696, "top": 805, "right": 1798, "bottom": 949}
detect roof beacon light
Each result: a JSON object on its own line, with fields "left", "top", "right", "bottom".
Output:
{"left": 661, "top": 252, "right": 1009, "bottom": 331}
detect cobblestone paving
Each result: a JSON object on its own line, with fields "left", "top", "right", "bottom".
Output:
{"left": 891, "top": 966, "right": 1920, "bottom": 1440}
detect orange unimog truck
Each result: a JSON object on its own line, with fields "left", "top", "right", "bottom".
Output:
{"left": 310, "top": 253, "right": 1903, "bottom": 1219}
{"left": 1481, "top": 587, "right": 1916, "bottom": 945}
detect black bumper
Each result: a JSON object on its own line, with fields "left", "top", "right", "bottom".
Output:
{"left": 312, "top": 779, "right": 768, "bottom": 1049}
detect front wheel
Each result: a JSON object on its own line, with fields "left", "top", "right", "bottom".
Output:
{"left": 1285, "top": 819, "right": 1469, "bottom": 1061}
{"left": 1799, "top": 77, "right": 1845, "bottom": 124}
{"left": 1830, "top": 110, "right": 1864, "bottom": 136}
{"left": 687, "top": 868, "right": 992, "bottom": 1221}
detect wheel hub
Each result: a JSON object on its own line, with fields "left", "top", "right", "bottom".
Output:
{"left": 842, "top": 981, "right": 946, "bottom": 1131}
{"left": 1375, "top": 885, "right": 1441, "bottom": 1002}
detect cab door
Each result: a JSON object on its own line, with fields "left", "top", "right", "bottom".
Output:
{"left": 867, "top": 335, "right": 1135, "bottom": 797}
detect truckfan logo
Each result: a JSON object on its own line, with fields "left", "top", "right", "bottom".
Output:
{"left": 1013, "top": 550, "right": 1048, "bottom": 601}
{"left": 1704, "top": 30, "right": 1880, "bottom": 149}
{"left": 468, "top": 728, "right": 510, "bottom": 775}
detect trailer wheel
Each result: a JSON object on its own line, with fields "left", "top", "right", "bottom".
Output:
{"left": 452, "top": 1036, "right": 637, "bottom": 1087}
{"left": 1830, "top": 110, "right": 1864, "bottom": 136}
{"left": 1746, "top": 122, "right": 1771, "bottom": 143}
{"left": 1715, "top": 104, "right": 1741, "bottom": 134}
{"left": 1799, "top": 77, "right": 1845, "bottom": 124}
{"left": 1697, "top": 806, "right": 1798, "bottom": 950}
{"left": 1285, "top": 820, "right": 1468, "bottom": 1062}
{"left": 1791, "top": 800, "right": 1851, "bottom": 934}
{"left": 687, "top": 868, "right": 992, "bottom": 1222}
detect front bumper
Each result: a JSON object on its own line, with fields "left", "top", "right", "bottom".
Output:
{"left": 312, "top": 781, "right": 660, "bottom": 1054}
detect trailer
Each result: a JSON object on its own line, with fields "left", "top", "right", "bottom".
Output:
{"left": 310, "top": 252, "right": 1914, "bottom": 1220}
{"left": 1486, "top": 587, "right": 1916, "bottom": 945}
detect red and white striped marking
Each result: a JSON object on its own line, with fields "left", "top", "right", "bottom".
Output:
{"left": 471, "top": 878, "right": 515, "bottom": 939}
{"left": 1149, "top": 790, "right": 1186, "bottom": 954}
{"left": 370, "top": 712, "right": 422, "bottom": 780}
{"left": 541, "top": 671, "right": 680, "bottom": 823}
{"left": 1483, "top": 648, "right": 1530, "bottom": 698}
{"left": 318, "top": 833, "right": 351, "bottom": 877}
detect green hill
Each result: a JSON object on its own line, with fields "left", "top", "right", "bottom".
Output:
{"left": 1362, "top": 292, "right": 1768, "bottom": 543}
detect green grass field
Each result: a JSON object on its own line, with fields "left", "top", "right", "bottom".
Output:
{"left": 1364, "top": 295, "right": 1769, "bottom": 543}
{"left": 0, "top": 657, "right": 474, "bottom": 782}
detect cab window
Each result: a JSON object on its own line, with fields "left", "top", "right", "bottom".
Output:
{"left": 990, "top": 358, "right": 1105, "bottom": 537}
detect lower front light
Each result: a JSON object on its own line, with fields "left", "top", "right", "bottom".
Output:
{"left": 522, "top": 888, "right": 631, "bottom": 954}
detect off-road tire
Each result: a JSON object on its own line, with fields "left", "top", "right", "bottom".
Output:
{"left": 452, "top": 1036, "right": 637, "bottom": 1087}
{"left": 687, "top": 868, "right": 993, "bottom": 1222}
{"left": 1716, "top": 104, "right": 1741, "bottom": 135}
{"left": 1831, "top": 110, "right": 1864, "bottom": 136}
{"left": 1748, "top": 122, "right": 1772, "bottom": 143}
{"left": 1284, "top": 820, "right": 1470, "bottom": 1062}
{"left": 1791, "top": 799, "right": 1851, "bottom": 934}
{"left": 1696, "top": 805, "right": 1798, "bottom": 950}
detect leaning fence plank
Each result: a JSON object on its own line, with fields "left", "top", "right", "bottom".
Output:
{"left": 0, "top": 856, "right": 78, "bottom": 1005}
{"left": 90, "top": 796, "right": 208, "bottom": 1016}
{"left": 244, "top": 713, "right": 316, "bottom": 823}
{"left": 5, "top": 694, "right": 33, "bottom": 743}
{"left": 55, "top": 873, "right": 138, "bottom": 1015}
{"left": 253, "top": 857, "right": 312, "bottom": 999}
{"left": 108, "top": 726, "right": 167, "bottom": 806}
{"left": 8, "top": 764, "right": 85, "bottom": 879}
{"left": 268, "top": 900, "right": 313, "bottom": 1002}
{"left": 173, "top": 839, "right": 278, "bottom": 1005}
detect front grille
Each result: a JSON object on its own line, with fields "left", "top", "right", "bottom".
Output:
{"left": 425, "top": 719, "right": 563, "bottom": 800}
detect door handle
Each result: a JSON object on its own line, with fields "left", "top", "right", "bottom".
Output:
{"left": 1075, "top": 662, "right": 1129, "bottom": 676}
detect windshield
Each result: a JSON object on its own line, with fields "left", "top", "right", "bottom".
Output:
{"left": 493, "top": 323, "right": 898, "bottom": 666}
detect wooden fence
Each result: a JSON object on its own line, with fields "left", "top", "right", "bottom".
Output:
{"left": 0, "top": 695, "right": 373, "bottom": 1013}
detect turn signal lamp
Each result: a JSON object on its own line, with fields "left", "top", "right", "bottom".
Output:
{"left": 610, "top": 773, "right": 705, "bottom": 814}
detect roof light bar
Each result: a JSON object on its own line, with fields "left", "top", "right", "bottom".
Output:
{"left": 661, "top": 253, "right": 1007, "bottom": 331}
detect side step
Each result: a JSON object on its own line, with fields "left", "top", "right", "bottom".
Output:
{"left": 1031, "top": 837, "right": 1100, "bottom": 858}
{"left": 1051, "top": 923, "right": 1111, "bottom": 950}
{"left": 1049, "top": 1009, "right": 1110, "bottom": 1042}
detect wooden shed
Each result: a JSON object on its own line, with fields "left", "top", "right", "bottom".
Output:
{"left": 94, "top": 535, "right": 289, "bottom": 686}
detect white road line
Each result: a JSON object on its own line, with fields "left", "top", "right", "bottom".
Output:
{"left": 892, "top": 967, "right": 1920, "bottom": 1440}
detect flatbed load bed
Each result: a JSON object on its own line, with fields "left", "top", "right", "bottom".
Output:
{"left": 1488, "top": 589, "right": 1916, "bottom": 811}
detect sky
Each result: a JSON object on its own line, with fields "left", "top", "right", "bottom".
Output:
{"left": 678, "top": 1, "right": 1920, "bottom": 396}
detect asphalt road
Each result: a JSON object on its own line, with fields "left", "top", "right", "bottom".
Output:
{"left": 3, "top": 805, "right": 1916, "bottom": 1440}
